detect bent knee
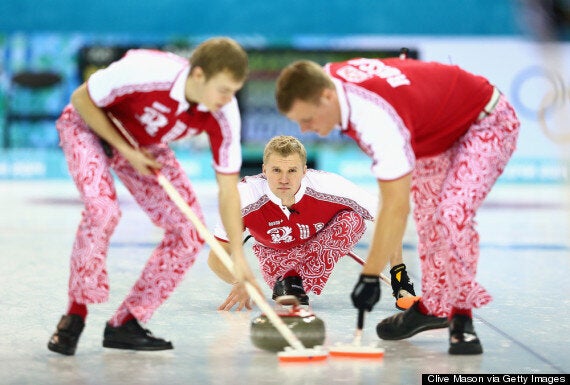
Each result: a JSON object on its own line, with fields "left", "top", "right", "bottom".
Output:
{"left": 333, "top": 210, "right": 366, "bottom": 232}
{"left": 83, "top": 199, "right": 121, "bottom": 231}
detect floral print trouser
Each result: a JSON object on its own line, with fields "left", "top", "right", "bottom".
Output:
{"left": 56, "top": 106, "right": 204, "bottom": 322}
{"left": 253, "top": 210, "right": 366, "bottom": 295}
{"left": 411, "top": 96, "right": 520, "bottom": 317}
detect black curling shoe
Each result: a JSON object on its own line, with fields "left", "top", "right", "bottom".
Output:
{"left": 103, "top": 319, "right": 173, "bottom": 351}
{"left": 272, "top": 276, "right": 309, "bottom": 305}
{"left": 48, "top": 314, "right": 85, "bottom": 356}
{"left": 376, "top": 301, "right": 449, "bottom": 340}
{"left": 448, "top": 315, "right": 483, "bottom": 355}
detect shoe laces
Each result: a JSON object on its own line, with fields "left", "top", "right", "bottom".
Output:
{"left": 129, "top": 320, "right": 155, "bottom": 336}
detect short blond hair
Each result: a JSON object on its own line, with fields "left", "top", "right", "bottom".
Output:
{"left": 263, "top": 136, "right": 307, "bottom": 165}
{"left": 275, "top": 60, "right": 335, "bottom": 113}
{"left": 190, "top": 37, "right": 248, "bottom": 81}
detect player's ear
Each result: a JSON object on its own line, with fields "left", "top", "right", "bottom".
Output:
{"left": 190, "top": 66, "right": 206, "bottom": 82}
{"left": 262, "top": 163, "right": 267, "bottom": 175}
{"left": 321, "top": 87, "right": 334, "bottom": 102}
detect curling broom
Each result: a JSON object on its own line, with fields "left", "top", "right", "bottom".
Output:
{"left": 329, "top": 308, "right": 385, "bottom": 359}
{"left": 328, "top": 252, "right": 386, "bottom": 359}
{"left": 329, "top": 250, "right": 420, "bottom": 359}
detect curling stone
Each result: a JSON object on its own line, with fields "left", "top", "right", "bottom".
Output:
{"left": 250, "top": 295, "right": 326, "bottom": 352}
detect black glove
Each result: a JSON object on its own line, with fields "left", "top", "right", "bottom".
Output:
{"left": 351, "top": 274, "right": 381, "bottom": 311}
{"left": 390, "top": 263, "right": 415, "bottom": 298}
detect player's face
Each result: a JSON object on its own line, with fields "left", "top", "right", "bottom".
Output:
{"left": 285, "top": 89, "right": 340, "bottom": 137}
{"left": 263, "top": 153, "right": 307, "bottom": 206}
{"left": 189, "top": 68, "right": 244, "bottom": 112}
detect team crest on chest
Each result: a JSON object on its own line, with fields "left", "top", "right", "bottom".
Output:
{"left": 267, "top": 226, "right": 293, "bottom": 244}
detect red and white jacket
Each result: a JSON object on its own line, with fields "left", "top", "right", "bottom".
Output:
{"left": 326, "top": 58, "right": 494, "bottom": 180}
{"left": 87, "top": 49, "right": 242, "bottom": 174}
{"left": 214, "top": 169, "right": 378, "bottom": 250}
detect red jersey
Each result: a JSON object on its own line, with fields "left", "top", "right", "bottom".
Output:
{"left": 214, "top": 169, "right": 377, "bottom": 250}
{"left": 325, "top": 58, "right": 494, "bottom": 180}
{"left": 87, "top": 49, "right": 242, "bottom": 174}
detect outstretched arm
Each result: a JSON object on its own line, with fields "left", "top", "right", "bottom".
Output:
{"left": 352, "top": 173, "right": 411, "bottom": 311}
{"left": 215, "top": 172, "right": 260, "bottom": 286}
{"left": 213, "top": 173, "right": 258, "bottom": 311}
{"left": 207, "top": 242, "right": 235, "bottom": 283}
{"left": 363, "top": 173, "right": 411, "bottom": 275}
{"left": 208, "top": 245, "right": 253, "bottom": 311}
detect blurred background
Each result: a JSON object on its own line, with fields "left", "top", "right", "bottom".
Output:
{"left": 0, "top": 0, "right": 568, "bottom": 183}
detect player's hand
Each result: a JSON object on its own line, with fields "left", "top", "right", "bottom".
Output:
{"left": 351, "top": 274, "right": 381, "bottom": 311}
{"left": 122, "top": 147, "right": 162, "bottom": 176}
{"left": 218, "top": 283, "right": 252, "bottom": 311}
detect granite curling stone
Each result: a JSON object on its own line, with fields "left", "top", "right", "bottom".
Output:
{"left": 250, "top": 297, "right": 326, "bottom": 352}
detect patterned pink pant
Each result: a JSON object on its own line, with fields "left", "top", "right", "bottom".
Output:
{"left": 56, "top": 106, "right": 205, "bottom": 322}
{"left": 252, "top": 210, "right": 366, "bottom": 295}
{"left": 410, "top": 96, "right": 520, "bottom": 317}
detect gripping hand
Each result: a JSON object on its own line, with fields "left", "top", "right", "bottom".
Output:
{"left": 351, "top": 274, "right": 381, "bottom": 311}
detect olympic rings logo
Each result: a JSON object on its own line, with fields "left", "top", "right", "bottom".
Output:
{"left": 510, "top": 65, "right": 570, "bottom": 143}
